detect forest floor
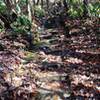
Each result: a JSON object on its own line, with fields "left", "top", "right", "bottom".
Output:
{"left": 0, "top": 18, "right": 100, "bottom": 100}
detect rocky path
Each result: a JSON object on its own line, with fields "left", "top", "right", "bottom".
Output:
{"left": 33, "top": 26, "right": 100, "bottom": 99}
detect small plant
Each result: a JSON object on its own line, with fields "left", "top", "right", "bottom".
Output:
{"left": 67, "top": 0, "right": 100, "bottom": 18}
{"left": 0, "top": 0, "right": 6, "bottom": 13}
{"left": 68, "top": 4, "right": 84, "bottom": 18}
{"left": 68, "top": 0, "right": 82, "bottom": 5}
{"left": 0, "top": 19, "right": 4, "bottom": 32}
{"left": 11, "top": 15, "right": 32, "bottom": 34}
{"left": 34, "top": 5, "right": 45, "bottom": 18}
{"left": 67, "top": 0, "right": 84, "bottom": 18}
{"left": 33, "top": 30, "right": 40, "bottom": 44}
{"left": 88, "top": 2, "right": 100, "bottom": 17}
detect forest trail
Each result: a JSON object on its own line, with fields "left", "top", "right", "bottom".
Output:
{"left": 35, "top": 24, "right": 100, "bottom": 99}
{"left": 0, "top": 18, "right": 100, "bottom": 100}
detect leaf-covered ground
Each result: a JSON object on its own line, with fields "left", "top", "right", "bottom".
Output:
{"left": 0, "top": 18, "right": 100, "bottom": 100}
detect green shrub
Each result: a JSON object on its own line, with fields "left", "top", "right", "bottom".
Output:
{"left": 34, "top": 5, "right": 45, "bottom": 18}
{"left": 67, "top": 0, "right": 83, "bottom": 18}
{"left": 68, "top": 0, "right": 82, "bottom": 5}
{"left": 11, "top": 15, "right": 32, "bottom": 34}
{"left": 68, "top": 4, "right": 84, "bottom": 18}
{"left": 0, "top": 19, "right": 4, "bottom": 32}
{"left": 88, "top": 2, "right": 100, "bottom": 17}
{"left": 19, "top": 0, "right": 27, "bottom": 5}
{"left": 68, "top": 0, "right": 100, "bottom": 18}
{"left": 0, "top": 1, "right": 7, "bottom": 13}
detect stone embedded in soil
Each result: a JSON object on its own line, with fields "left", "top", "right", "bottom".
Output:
{"left": 41, "top": 81, "right": 61, "bottom": 91}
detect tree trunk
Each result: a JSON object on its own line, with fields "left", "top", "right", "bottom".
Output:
{"left": 63, "top": 0, "right": 69, "bottom": 16}
{"left": 36, "top": 0, "right": 40, "bottom": 5}
{"left": 27, "top": 0, "right": 34, "bottom": 22}
{"left": 33, "top": 0, "right": 36, "bottom": 5}
{"left": 63, "top": 0, "right": 68, "bottom": 10}
{"left": 83, "top": 0, "right": 88, "bottom": 17}
{"left": 0, "top": 13, "right": 11, "bottom": 29}
{"left": 46, "top": 0, "right": 49, "bottom": 10}
{"left": 41, "top": 0, "right": 43, "bottom": 8}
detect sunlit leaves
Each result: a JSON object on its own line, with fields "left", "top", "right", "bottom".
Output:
{"left": 68, "top": 4, "right": 84, "bottom": 18}
{"left": 67, "top": 0, "right": 84, "bottom": 18}
{"left": 19, "top": 0, "right": 27, "bottom": 5}
{"left": 67, "top": 0, "right": 100, "bottom": 18}
{"left": 68, "top": 0, "right": 82, "bottom": 5}
{"left": 88, "top": 2, "right": 100, "bottom": 17}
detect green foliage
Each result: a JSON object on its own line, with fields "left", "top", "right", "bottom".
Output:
{"left": 18, "top": 0, "right": 27, "bottom": 12}
{"left": 88, "top": 2, "right": 100, "bottom": 17}
{"left": 15, "top": 4, "right": 21, "bottom": 14}
{"left": 0, "top": 19, "right": 4, "bottom": 32}
{"left": 68, "top": 0, "right": 82, "bottom": 5}
{"left": 68, "top": 4, "right": 84, "bottom": 18}
{"left": 19, "top": 0, "right": 27, "bottom": 5}
{"left": 67, "top": 0, "right": 84, "bottom": 18}
{"left": 34, "top": 5, "right": 45, "bottom": 18}
{"left": 0, "top": 25, "right": 4, "bottom": 32}
{"left": 67, "top": 0, "right": 100, "bottom": 18}
{"left": 11, "top": 15, "right": 32, "bottom": 34}
{"left": 0, "top": 1, "right": 6, "bottom": 13}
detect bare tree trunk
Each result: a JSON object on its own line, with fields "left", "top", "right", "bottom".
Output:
{"left": 27, "top": 0, "right": 32, "bottom": 21}
{"left": 41, "top": 0, "right": 43, "bottom": 8}
{"left": 27, "top": 0, "right": 35, "bottom": 22}
{"left": 83, "top": 0, "right": 88, "bottom": 17}
{"left": 36, "top": 0, "right": 40, "bottom": 5}
{"left": 33, "top": 0, "right": 36, "bottom": 5}
{"left": 0, "top": 13, "right": 11, "bottom": 29}
{"left": 63, "top": 0, "right": 69, "bottom": 16}
{"left": 46, "top": 0, "right": 49, "bottom": 10}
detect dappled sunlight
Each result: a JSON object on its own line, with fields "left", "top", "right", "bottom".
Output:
{"left": 0, "top": 0, "right": 100, "bottom": 100}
